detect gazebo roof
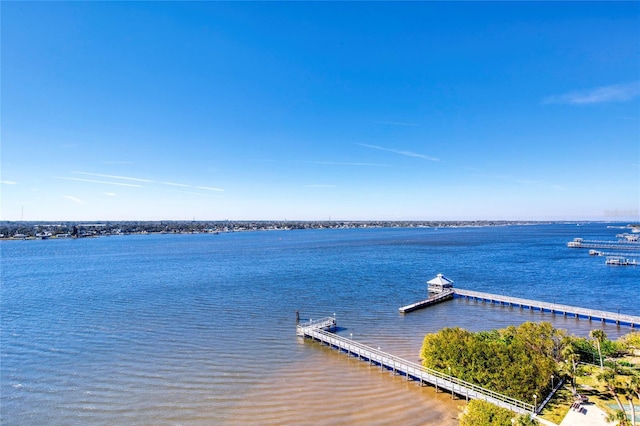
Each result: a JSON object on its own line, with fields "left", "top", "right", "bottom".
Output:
{"left": 427, "top": 273, "right": 454, "bottom": 285}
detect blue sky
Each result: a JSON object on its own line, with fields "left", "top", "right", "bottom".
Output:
{"left": 2, "top": 2, "right": 639, "bottom": 221}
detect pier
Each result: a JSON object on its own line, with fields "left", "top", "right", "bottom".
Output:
{"left": 400, "top": 288, "right": 640, "bottom": 328}
{"left": 453, "top": 289, "right": 640, "bottom": 328}
{"left": 567, "top": 238, "right": 640, "bottom": 250}
{"left": 589, "top": 250, "right": 640, "bottom": 257}
{"left": 398, "top": 289, "right": 454, "bottom": 313}
{"left": 605, "top": 257, "right": 639, "bottom": 266}
{"left": 297, "top": 318, "right": 535, "bottom": 415}
{"left": 295, "top": 316, "right": 337, "bottom": 336}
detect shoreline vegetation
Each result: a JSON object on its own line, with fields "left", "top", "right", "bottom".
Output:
{"left": 1, "top": 220, "right": 637, "bottom": 240}
{"left": 424, "top": 323, "right": 640, "bottom": 425}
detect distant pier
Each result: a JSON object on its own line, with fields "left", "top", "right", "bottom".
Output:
{"left": 567, "top": 238, "right": 640, "bottom": 250}
{"left": 589, "top": 250, "right": 640, "bottom": 257}
{"left": 297, "top": 317, "right": 535, "bottom": 415}
{"left": 400, "top": 288, "right": 640, "bottom": 328}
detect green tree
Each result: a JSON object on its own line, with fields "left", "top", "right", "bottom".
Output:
{"left": 621, "top": 332, "right": 640, "bottom": 350}
{"left": 513, "top": 414, "right": 539, "bottom": 425}
{"left": 420, "top": 322, "right": 562, "bottom": 401}
{"left": 459, "top": 400, "right": 515, "bottom": 426}
{"left": 590, "top": 329, "right": 607, "bottom": 370}
{"left": 630, "top": 374, "right": 640, "bottom": 402}
{"left": 607, "top": 409, "right": 631, "bottom": 426}
{"left": 598, "top": 368, "right": 627, "bottom": 413}
{"left": 560, "top": 343, "right": 581, "bottom": 395}
{"left": 623, "top": 379, "right": 637, "bottom": 426}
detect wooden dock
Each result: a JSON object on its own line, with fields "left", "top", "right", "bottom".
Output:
{"left": 298, "top": 319, "right": 535, "bottom": 415}
{"left": 398, "top": 289, "right": 454, "bottom": 313}
{"left": 399, "top": 289, "right": 640, "bottom": 328}
{"left": 590, "top": 251, "right": 640, "bottom": 257}
{"left": 452, "top": 289, "right": 640, "bottom": 328}
{"left": 567, "top": 239, "right": 640, "bottom": 250}
{"left": 296, "top": 316, "right": 337, "bottom": 336}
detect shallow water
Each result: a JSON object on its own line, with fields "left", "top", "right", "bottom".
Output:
{"left": 1, "top": 223, "right": 638, "bottom": 425}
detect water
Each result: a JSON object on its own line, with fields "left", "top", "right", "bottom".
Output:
{"left": 1, "top": 223, "right": 638, "bottom": 425}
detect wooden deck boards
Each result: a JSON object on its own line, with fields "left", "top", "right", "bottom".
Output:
{"left": 399, "top": 288, "right": 639, "bottom": 328}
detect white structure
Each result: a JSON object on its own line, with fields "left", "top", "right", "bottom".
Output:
{"left": 427, "top": 273, "right": 454, "bottom": 293}
{"left": 567, "top": 238, "right": 583, "bottom": 248}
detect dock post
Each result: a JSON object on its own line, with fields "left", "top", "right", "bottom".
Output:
{"left": 295, "top": 310, "right": 300, "bottom": 325}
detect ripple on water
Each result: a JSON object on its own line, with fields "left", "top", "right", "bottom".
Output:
{"left": 1, "top": 225, "right": 637, "bottom": 425}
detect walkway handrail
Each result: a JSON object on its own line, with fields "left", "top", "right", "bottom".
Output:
{"left": 596, "top": 252, "right": 640, "bottom": 257}
{"left": 568, "top": 242, "right": 640, "bottom": 250}
{"left": 399, "top": 290, "right": 454, "bottom": 312}
{"left": 304, "top": 327, "right": 534, "bottom": 413}
{"left": 576, "top": 239, "right": 640, "bottom": 245}
{"left": 453, "top": 289, "right": 640, "bottom": 325}
{"left": 297, "top": 316, "right": 335, "bottom": 329}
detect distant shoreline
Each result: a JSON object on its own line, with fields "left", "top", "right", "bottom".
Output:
{"left": 0, "top": 220, "right": 636, "bottom": 240}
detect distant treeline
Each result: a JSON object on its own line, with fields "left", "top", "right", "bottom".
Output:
{"left": 0, "top": 219, "right": 558, "bottom": 239}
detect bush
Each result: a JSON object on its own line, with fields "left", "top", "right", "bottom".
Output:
{"left": 459, "top": 400, "right": 515, "bottom": 426}
{"left": 620, "top": 331, "right": 640, "bottom": 351}
{"left": 420, "top": 322, "right": 561, "bottom": 401}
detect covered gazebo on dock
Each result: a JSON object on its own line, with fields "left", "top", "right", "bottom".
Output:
{"left": 427, "top": 273, "right": 454, "bottom": 293}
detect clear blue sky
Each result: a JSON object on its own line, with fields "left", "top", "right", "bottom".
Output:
{"left": 2, "top": 2, "right": 639, "bottom": 221}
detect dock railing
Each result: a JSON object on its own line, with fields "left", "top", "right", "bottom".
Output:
{"left": 453, "top": 289, "right": 640, "bottom": 327}
{"left": 399, "top": 289, "right": 454, "bottom": 313}
{"left": 296, "top": 316, "right": 336, "bottom": 336}
{"left": 567, "top": 239, "right": 640, "bottom": 250}
{"left": 301, "top": 326, "right": 535, "bottom": 415}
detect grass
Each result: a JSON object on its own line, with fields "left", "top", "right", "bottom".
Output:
{"left": 539, "top": 356, "right": 640, "bottom": 425}
{"left": 537, "top": 373, "right": 615, "bottom": 425}
{"left": 575, "top": 366, "right": 616, "bottom": 414}
{"left": 538, "top": 384, "right": 575, "bottom": 424}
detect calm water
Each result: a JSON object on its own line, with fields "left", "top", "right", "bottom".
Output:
{"left": 2, "top": 223, "right": 638, "bottom": 425}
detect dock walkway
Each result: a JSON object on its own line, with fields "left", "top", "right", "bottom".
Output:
{"left": 398, "top": 289, "right": 454, "bottom": 313}
{"left": 453, "top": 289, "right": 640, "bottom": 328}
{"left": 296, "top": 316, "right": 336, "bottom": 336}
{"left": 399, "top": 289, "right": 639, "bottom": 328}
{"left": 568, "top": 239, "right": 640, "bottom": 250}
{"left": 297, "top": 319, "right": 535, "bottom": 415}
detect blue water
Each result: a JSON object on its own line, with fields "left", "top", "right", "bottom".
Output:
{"left": 1, "top": 223, "right": 638, "bottom": 425}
